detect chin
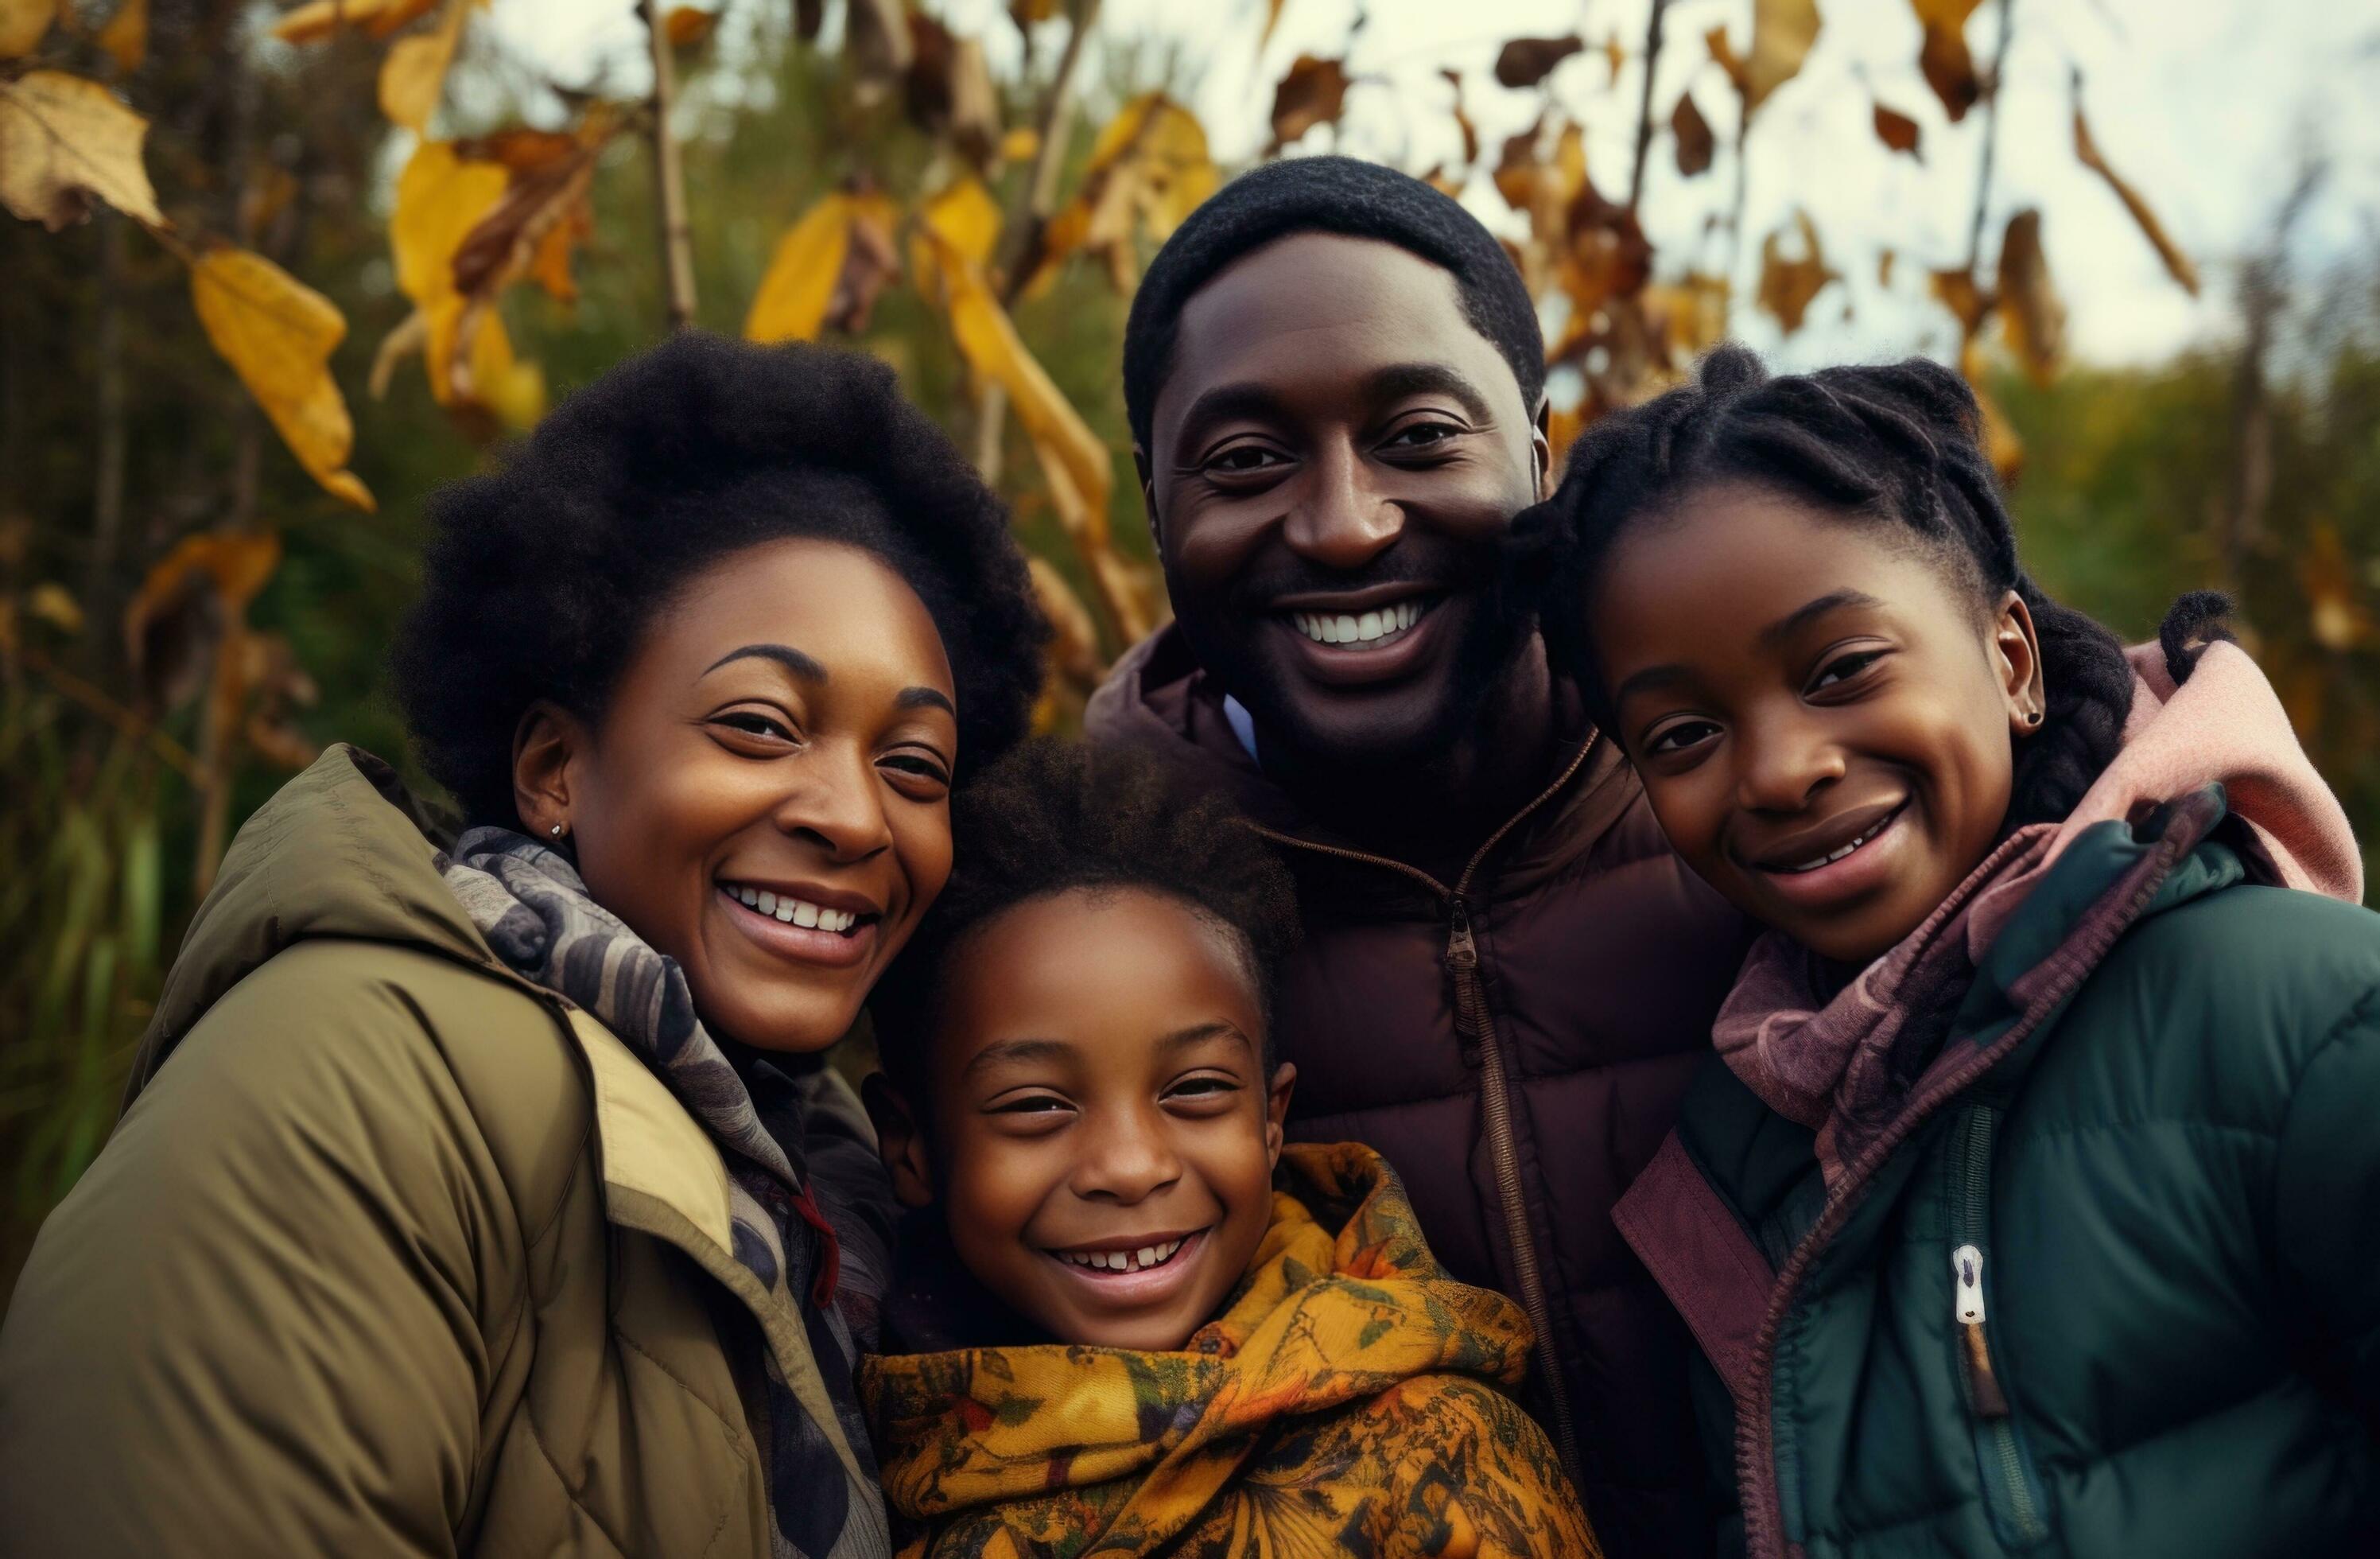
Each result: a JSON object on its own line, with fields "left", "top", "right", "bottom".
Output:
{"left": 698, "top": 990, "right": 860, "bottom": 1055}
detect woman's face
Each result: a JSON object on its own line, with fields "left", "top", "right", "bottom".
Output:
{"left": 1590, "top": 484, "right": 2041, "bottom": 966}
{"left": 522, "top": 537, "right": 959, "bottom": 1052}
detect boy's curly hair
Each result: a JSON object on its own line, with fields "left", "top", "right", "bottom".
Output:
{"left": 870, "top": 738, "right": 1302, "bottom": 1091}
{"left": 390, "top": 331, "right": 1047, "bottom": 826}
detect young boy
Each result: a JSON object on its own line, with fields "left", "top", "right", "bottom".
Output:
{"left": 860, "top": 740, "right": 1598, "bottom": 1558}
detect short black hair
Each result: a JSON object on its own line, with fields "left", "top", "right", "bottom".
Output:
{"left": 390, "top": 332, "right": 1048, "bottom": 826}
{"left": 868, "top": 738, "right": 1301, "bottom": 1093}
{"left": 1518, "top": 345, "right": 2224, "bottom": 834}
{"left": 1121, "top": 155, "right": 1545, "bottom": 456}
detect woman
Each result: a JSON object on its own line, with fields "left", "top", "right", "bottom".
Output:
{"left": 1525, "top": 348, "right": 2373, "bottom": 1556}
{"left": 0, "top": 332, "right": 1046, "bottom": 1557}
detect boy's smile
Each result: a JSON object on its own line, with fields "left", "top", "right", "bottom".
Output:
{"left": 891, "top": 886, "right": 1295, "bottom": 1352}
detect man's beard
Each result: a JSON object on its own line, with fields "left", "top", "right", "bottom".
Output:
{"left": 1163, "top": 549, "right": 1540, "bottom": 770}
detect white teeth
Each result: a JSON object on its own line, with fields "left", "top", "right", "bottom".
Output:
{"left": 1288, "top": 600, "right": 1431, "bottom": 646}
{"left": 728, "top": 886, "right": 865, "bottom": 934}
{"left": 756, "top": 891, "right": 777, "bottom": 915}
{"left": 791, "top": 900, "right": 819, "bottom": 928}
{"left": 1778, "top": 811, "right": 1901, "bottom": 874}
{"left": 1058, "top": 1237, "right": 1186, "bottom": 1273}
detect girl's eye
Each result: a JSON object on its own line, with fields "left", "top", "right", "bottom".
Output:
{"left": 1644, "top": 718, "right": 1720, "bottom": 756}
{"left": 1810, "top": 650, "right": 1887, "bottom": 693}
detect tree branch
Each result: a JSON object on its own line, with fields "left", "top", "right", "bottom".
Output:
{"left": 640, "top": 0, "right": 699, "bottom": 330}
{"left": 1627, "top": 0, "right": 1671, "bottom": 213}
{"left": 1964, "top": 0, "right": 2018, "bottom": 274}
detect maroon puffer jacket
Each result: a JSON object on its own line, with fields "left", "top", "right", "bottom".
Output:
{"left": 1085, "top": 627, "right": 1754, "bottom": 1558}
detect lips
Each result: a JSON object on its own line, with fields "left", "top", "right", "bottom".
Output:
{"left": 1744, "top": 798, "right": 1908, "bottom": 876}
{"left": 1046, "top": 1234, "right": 1191, "bottom": 1274}
{"left": 717, "top": 881, "right": 881, "bottom": 969}
{"left": 1283, "top": 597, "right": 1434, "bottom": 648}
{"left": 1040, "top": 1228, "right": 1210, "bottom": 1305}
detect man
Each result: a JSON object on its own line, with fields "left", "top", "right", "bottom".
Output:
{"left": 1084, "top": 156, "right": 1753, "bottom": 1556}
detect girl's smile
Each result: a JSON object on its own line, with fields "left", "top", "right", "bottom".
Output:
{"left": 1591, "top": 483, "right": 2042, "bottom": 966}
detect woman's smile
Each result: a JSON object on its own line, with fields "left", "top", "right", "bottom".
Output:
{"left": 717, "top": 880, "right": 883, "bottom": 969}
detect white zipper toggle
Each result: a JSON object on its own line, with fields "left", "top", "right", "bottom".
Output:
{"left": 1952, "top": 1242, "right": 1987, "bottom": 1325}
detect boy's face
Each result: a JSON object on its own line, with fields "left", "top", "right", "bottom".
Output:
{"left": 886, "top": 886, "right": 1294, "bottom": 1351}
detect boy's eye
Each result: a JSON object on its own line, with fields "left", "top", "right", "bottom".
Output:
{"left": 987, "top": 1093, "right": 1073, "bottom": 1116}
{"left": 1644, "top": 717, "right": 1720, "bottom": 756}
{"left": 1809, "top": 649, "right": 1887, "bottom": 693}
{"left": 1165, "top": 1072, "right": 1243, "bottom": 1106}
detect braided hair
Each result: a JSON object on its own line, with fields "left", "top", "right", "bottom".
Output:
{"left": 1520, "top": 346, "right": 2221, "bottom": 832}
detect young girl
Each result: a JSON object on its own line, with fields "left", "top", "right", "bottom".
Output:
{"left": 857, "top": 740, "right": 1598, "bottom": 1557}
{"left": 1524, "top": 347, "right": 2375, "bottom": 1557}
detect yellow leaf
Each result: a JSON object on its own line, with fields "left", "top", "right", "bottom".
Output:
{"left": 1994, "top": 208, "right": 2064, "bottom": 387}
{"left": 188, "top": 247, "right": 373, "bottom": 511}
{"left": 448, "top": 301, "right": 545, "bottom": 429}
{"left": 747, "top": 196, "right": 848, "bottom": 343}
{"left": 270, "top": 0, "right": 439, "bottom": 44}
{"left": 0, "top": 0, "right": 54, "bottom": 59}
{"left": 1745, "top": 0, "right": 1821, "bottom": 114}
{"left": 97, "top": 0, "right": 145, "bottom": 71}
{"left": 379, "top": 0, "right": 469, "bottom": 134}
{"left": 2072, "top": 83, "right": 2199, "bottom": 297}
{"left": 1000, "top": 126, "right": 1039, "bottom": 164}
{"left": 0, "top": 69, "right": 165, "bottom": 231}
{"left": 913, "top": 174, "right": 1001, "bottom": 293}
{"left": 665, "top": 6, "right": 716, "bottom": 47}
{"left": 390, "top": 141, "right": 506, "bottom": 399}
{"left": 25, "top": 580, "right": 82, "bottom": 634}
{"left": 1029, "top": 92, "right": 1214, "bottom": 294}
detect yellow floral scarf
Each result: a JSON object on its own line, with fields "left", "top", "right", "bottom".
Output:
{"left": 861, "top": 1141, "right": 1600, "bottom": 1558}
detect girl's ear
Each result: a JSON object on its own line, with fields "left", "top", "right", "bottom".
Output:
{"left": 512, "top": 700, "right": 587, "bottom": 841}
{"left": 1994, "top": 590, "right": 2047, "bottom": 736}
{"left": 1262, "top": 1061, "right": 1297, "bottom": 1171}
{"left": 863, "top": 1073, "right": 936, "bottom": 1209}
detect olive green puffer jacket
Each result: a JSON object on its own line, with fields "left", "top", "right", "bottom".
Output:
{"left": 1621, "top": 794, "right": 2380, "bottom": 1557}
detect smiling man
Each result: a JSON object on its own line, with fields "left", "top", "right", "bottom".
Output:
{"left": 1084, "top": 157, "right": 1753, "bottom": 1557}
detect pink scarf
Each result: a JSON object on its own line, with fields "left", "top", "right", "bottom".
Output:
{"left": 1714, "top": 640, "right": 2362, "bottom": 1184}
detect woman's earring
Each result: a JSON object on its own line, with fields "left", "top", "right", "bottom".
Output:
{"left": 549, "top": 822, "right": 569, "bottom": 839}
{"left": 2025, "top": 710, "right": 2044, "bottom": 728}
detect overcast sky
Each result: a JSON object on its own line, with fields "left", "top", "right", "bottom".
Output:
{"left": 487, "top": 0, "right": 2380, "bottom": 370}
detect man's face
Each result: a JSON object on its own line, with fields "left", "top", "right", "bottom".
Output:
{"left": 1141, "top": 233, "right": 1549, "bottom": 765}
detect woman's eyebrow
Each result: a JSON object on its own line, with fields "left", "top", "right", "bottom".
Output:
{"left": 898, "top": 686, "right": 957, "bottom": 716}
{"left": 700, "top": 643, "right": 826, "bottom": 682}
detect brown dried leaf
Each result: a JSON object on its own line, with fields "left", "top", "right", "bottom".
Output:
{"left": 384, "top": 139, "right": 545, "bottom": 429}
{"left": 747, "top": 186, "right": 902, "bottom": 342}
{"left": 1495, "top": 34, "right": 1582, "bottom": 90}
{"left": 1268, "top": 54, "right": 1348, "bottom": 150}
{"left": 1706, "top": 25, "right": 1750, "bottom": 99}
{"left": 1671, "top": 91, "right": 1714, "bottom": 177}
{"left": 1604, "top": 30, "right": 1625, "bottom": 87}
{"left": 1929, "top": 265, "right": 1990, "bottom": 336}
{"left": 189, "top": 247, "right": 373, "bottom": 509}
{"left": 0, "top": 70, "right": 165, "bottom": 231}
{"left": 846, "top": 0, "right": 912, "bottom": 101}
{"left": 1877, "top": 247, "right": 1897, "bottom": 288}
{"left": 125, "top": 531, "right": 281, "bottom": 713}
{"left": 904, "top": 14, "right": 1000, "bottom": 165}
{"left": 1557, "top": 174, "right": 1652, "bottom": 323}
{"left": 1756, "top": 208, "right": 1838, "bottom": 334}
{"left": 0, "top": 0, "right": 55, "bottom": 59}
{"left": 270, "top": 0, "right": 438, "bottom": 44}
{"left": 1442, "top": 68, "right": 1477, "bottom": 166}
{"left": 1994, "top": 208, "right": 2064, "bottom": 387}
{"left": 663, "top": 6, "right": 716, "bottom": 48}
{"left": 1873, "top": 102, "right": 1921, "bottom": 159}
{"left": 1958, "top": 336, "right": 2022, "bottom": 480}
{"left": 379, "top": 0, "right": 470, "bottom": 134}
{"left": 2072, "top": 86, "right": 2199, "bottom": 296}
{"left": 1642, "top": 273, "right": 1731, "bottom": 366}
{"left": 1912, "top": 0, "right": 1985, "bottom": 123}
{"left": 98, "top": 0, "right": 146, "bottom": 72}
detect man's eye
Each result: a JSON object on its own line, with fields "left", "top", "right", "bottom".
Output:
{"left": 1206, "top": 445, "right": 1286, "bottom": 475}
{"left": 1810, "top": 650, "right": 1886, "bottom": 692}
{"left": 1382, "top": 421, "right": 1463, "bottom": 450}
{"left": 1644, "top": 719, "right": 1719, "bottom": 755}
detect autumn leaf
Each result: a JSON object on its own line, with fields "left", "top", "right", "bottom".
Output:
{"left": 1873, "top": 102, "right": 1921, "bottom": 159}
{"left": 1994, "top": 208, "right": 2064, "bottom": 387}
{"left": 663, "top": 6, "right": 716, "bottom": 48}
{"left": 1555, "top": 172, "right": 1651, "bottom": 325}
{"left": 1713, "top": 0, "right": 1821, "bottom": 117}
{"left": 912, "top": 175, "right": 1001, "bottom": 290}
{"left": 380, "top": 0, "right": 472, "bottom": 134}
{"left": 1259, "top": 0, "right": 1286, "bottom": 49}
{"left": 1912, "top": 0, "right": 1985, "bottom": 122}
{"left": 1442, "top": 68, "right": 1477, "bottom": 166}
{"left": 189, "top": 246, "right": 373, "bottom": 510}
{"left": 846, "top": 0, "right": 912, "bottom": 102}
{"left": 1877, "top": 247, "right": 1897, "bottom": 288}
{"left": 24, "top": 580, "right": 82, "bottom": 635}
{"left": 1603, "top": 30, "right": 1625, "bottom": 87}
{"left": 1757, "top": 208, "right": 1838, "bottom": 334}
{"left": 0, "top": 0, "right": 53, "bottom": 58}
{"left": 1268, "top": 54, "right": 1347, "bottom": 151}
{"left": 1958, "top": 337, "right": 2022, "bottom": 480}
{"left": 270, "top": 0, "right": 441, "bottom": 45}
{"left": 746, "top": 186, "right": 901, "bottom": 343}
{"left": 1029, "top": 92, "right": 1214, "bottom": 294}
{"left": 1027, "top": 555, "right": 1101, "bottom": 686}
{"left": 0, "top": 70, "right": 166, "bottom": 231}
{"left": 382, "top": 140, "right": 507, "bottom": 410}
{"left": 97, "top": 0, "right": 146, "bottom": 73}
{"left": 905, "top": 14, "right": 1001, "bottom": 165}
{"left": 1493, "top": 34, "right": 1582, "bottom": 90}
{"left": 1930, "top": 265, "right": 1990, "bottom": 337}
{"left": 2071, "top": 79, "right": 2199, "bottom": 297}
{"left": 1642, "top": 272, "right": 1731, "bottom": 365}
{"left": 1009, "top": 0, "right": 1057, "bottom": 25}
{"left": 449, "top": 110, "right": 615, "bottom": 304}
{"left": 1419, "top": 163, "right": 1462, "bottom": 198}
{"left": 1671, "top": 91, "right": 1714, "bottom": 177}
{"left": 124, "top": 530, "right": 281, "bottom": 713}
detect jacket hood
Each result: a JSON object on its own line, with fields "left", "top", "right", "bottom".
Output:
{"left": 131, "top": 745, "right": 509, "bottom": 1099}
{"left": 861, "top": 1141, "right": 1534, "bottom": 1548}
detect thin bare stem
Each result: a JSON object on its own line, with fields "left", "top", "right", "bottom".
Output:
{"left": 640, "top": 0, "right": 699, "bottom": 330}
{"left": 1628, "top": 0, "right": 1671, "bottom": 213}
{"left": 1965, "top": 0, "right": 2018, "bottom": 274}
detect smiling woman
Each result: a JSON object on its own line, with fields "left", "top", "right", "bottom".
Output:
{"left": 0, "top": 332, "right": 1046, "bottom": 1559}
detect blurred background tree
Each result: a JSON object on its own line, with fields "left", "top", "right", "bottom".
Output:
{"left": 1, "top": 0, "right": 2374, "bottom": 1300}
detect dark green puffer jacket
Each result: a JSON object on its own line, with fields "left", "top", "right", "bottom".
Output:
{"left": 1620, "top": 792, "right": 2380, "bottom": 1557}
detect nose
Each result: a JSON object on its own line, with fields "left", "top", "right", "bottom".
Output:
{"left": 1069, "top": 1102, "right": 1182, "bottom": 1206}
{"left": 1734, "top": 710, "right": 1846, "bottom": 814}
{"left": 774, "top": 738, "right": 895, "bottom": 864}
{"left": 1281, "top": 437, "right": 1401, "bottom": 571}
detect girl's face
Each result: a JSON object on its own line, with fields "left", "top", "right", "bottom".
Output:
{"left": 1590, "top": 483, "right": 2042, "bottom": 966}
{"left": 884, "top": 886, "right": 1295, "bottom": 1352}
{"left": 514, "top": 537, "right": 960, "bottom": 1052}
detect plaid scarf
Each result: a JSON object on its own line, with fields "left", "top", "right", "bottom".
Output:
{"left": 440, "top": 826, "right": 887, "bottom": 1559}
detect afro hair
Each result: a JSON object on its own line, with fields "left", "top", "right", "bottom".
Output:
{"left": 868, "top": 738, "right": 1302, "bottom": 1091}
{"left": 1121, "top": 155, "right": 1545, "bottom": 455}
{"left": 390, "top": 331, "right": 1048, "bottom": 826}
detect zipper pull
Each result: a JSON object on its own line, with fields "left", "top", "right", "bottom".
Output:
{"left": 1446, "top": 898, "right": 1477, "bottom": 969}
{"left": 1952, "top": 1243, "right": 2012, "bottom": 1418}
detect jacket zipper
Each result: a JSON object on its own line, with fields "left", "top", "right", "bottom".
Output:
{"left": 1247, "top": 738, "right": 1595, "bottom": 1479}
{"left": 1950, "top": 1104, "right": 2050, "bottom": 1546}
